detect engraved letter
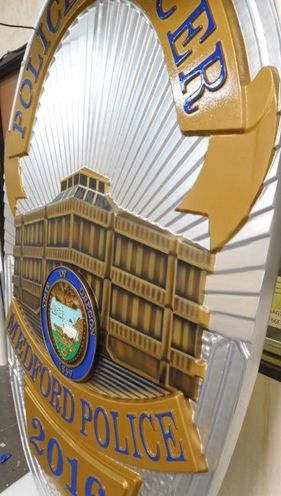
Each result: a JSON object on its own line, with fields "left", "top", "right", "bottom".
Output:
{"left": 85, "top": 476, "right": 105, "bottom": 496}
{"left": 49, "top": 375, "right": 62, "bottom": 413}
{"left": 12, "top": 110, "right": 25, "bottom": 138}
{"left": 156, "top": 0, "right": 176, "bottom": 20}
{"left": 94, "top": 407, "right": 110, "bottom": 449}
{"left": 80, "top": 399, "right": 92, "bottom": 436}
{"left": 179, "top": 41, "right": 227, "bottom": 114}
{"left": 155, "top": 412, "right": 186, "bottom": 461}
{"left": 36, "top": 24, "right": 49, "bottom": 54}
{"left": 167, "top": 0, "right": 216, "bottom": 66}
{"left": 22, "top": 341, "right": 34, "bottom": 372}
{"left": 39, "top": 366, "right": 51, "bottom": 398}
{"left": 30, "top": 354, "right": 42, "bottom": 382}
{"left": 47, "top": 0, "right": 62, "bottom": 34}
{"left": 64, "top": 0, "right": 77, "bottom": 16}
{"left": 19, "top": 79, "right": 33, "bottom": 110}
{"left": 14, "top": 329, "right": 26, "bottom": 358}
{"left": 127, "top": 414, "right": 141, "bottom": 459}
{"left": 139, "top": 413, "right": 160, "bottom": 461}
{"left": 61, "top": 385, "right": 75, "bottom": 423}
{"left": 6, "top": 311, "right": 19, "bottom": 340}
{"left": 111, "top": 411, "right": 129, "bottom": 455}
{"left": 26, "top": 55, "right": 43, "bottom": 82}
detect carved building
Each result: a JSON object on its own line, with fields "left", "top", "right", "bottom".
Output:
{"left": 13, "top": 168, "right": 214, "bottom": 400}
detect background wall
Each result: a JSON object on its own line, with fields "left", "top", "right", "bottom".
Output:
{"left": 218, "top": 374, "right": 281, "bottom": 496}
{"left": 0, "top": 1, "right": 280, "bottom": 495}
{"left": 0, "top": 0, "right": 43, "bottom": 59}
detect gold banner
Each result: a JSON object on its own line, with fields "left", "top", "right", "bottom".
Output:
{"left": 25, "top": 386, "right": 141, "bottom": 496}
{"left": 6, "top": 299, "right": 208, "bottom": 473}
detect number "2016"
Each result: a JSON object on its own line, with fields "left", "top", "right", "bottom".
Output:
{"left": 30, "top": 417, "right": 105, "bottom": 496}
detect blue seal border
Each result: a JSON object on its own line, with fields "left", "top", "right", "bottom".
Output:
{"left": 41, "top": 266, "right": 99, "bottom": 382}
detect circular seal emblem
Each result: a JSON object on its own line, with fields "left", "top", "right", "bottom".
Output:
{"left": 41, "top": 266, "right": 99, "bottom": 381}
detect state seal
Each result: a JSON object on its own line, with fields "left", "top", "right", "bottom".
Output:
{"left": 41, "top": 267, "right": 99, "bottom": 381}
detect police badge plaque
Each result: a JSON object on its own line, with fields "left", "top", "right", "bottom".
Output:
{"left": 3, "top": 1, "right": 281, "bottom": 495}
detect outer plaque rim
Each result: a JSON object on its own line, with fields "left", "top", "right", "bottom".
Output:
{"left": 2, "top": 1, "right": 281, "bottom": 496}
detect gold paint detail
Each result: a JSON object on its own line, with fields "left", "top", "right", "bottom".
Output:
{"left": 25, "top": 386, "right": 141, "bottom": 496}
{"left": 137, "top": 0, "right": 249, "bottom": 133}
{"left": 4, "top": 153, "right": 27, "bottom": 210}
{"left": 132, "top": 1, "right": 279, "bottom": 250}
{"left": 177, "top": 68, "right": 279, "bottom": 250}
{"left": 6, "top": 300, "right": 208, "bottom": 473}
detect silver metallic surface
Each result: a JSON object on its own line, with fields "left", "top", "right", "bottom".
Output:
{"left": 3, "top": 1, "right": 281, "bottom": 495}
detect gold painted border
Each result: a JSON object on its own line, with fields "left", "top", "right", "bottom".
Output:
{"left": 7, "top": 299, "right": 208, "bottom": 473}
